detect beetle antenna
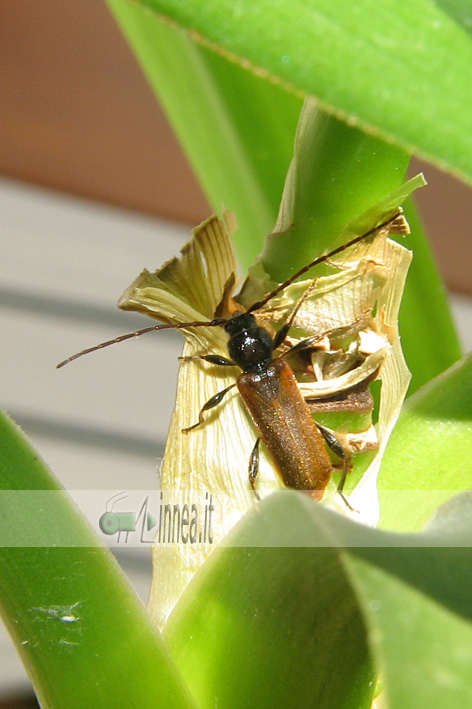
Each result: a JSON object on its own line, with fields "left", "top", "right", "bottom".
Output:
{"left": 247, "top": 210, "right": 404, "bottom": 314}
{"left": 57, "top": 318, "right": 227, "bottom": 368}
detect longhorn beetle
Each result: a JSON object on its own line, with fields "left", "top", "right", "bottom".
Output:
{"left": 58, "top": 211, "right": 406, "bottom": 503}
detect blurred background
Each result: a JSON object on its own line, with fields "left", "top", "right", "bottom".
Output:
{"left": 1, "top": 2, "right": 471, "bottom": 705}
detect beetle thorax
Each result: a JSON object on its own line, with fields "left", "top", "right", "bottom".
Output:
{"left": 225, "top": 313, "right": 273, "bottom": 373}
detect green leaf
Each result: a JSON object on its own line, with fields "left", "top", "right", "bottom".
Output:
{"left": 435, "top": 0, "right": 472, "bottom": 38}
{"left": 378, "top": 352, "right": 472, "bottom": 531}
{"left": 258, "top": 104, "right": 412, "bottom": 281}
{"left": 107, "top": 0, "right": 461, "bottom": 391}
{"left": 107, "top": 0, "right": 301, "bottom": 269}
{"left": 397, "top": 198, "right": 462, "bottom": 393}
{"left": 164, "top": 495, "right": 375, "bottom": 709}
{"left": 0, "top": 410, "right": 195, "bottom": 708}
{"left": 165, "top": 492, "right": 472, "bottom": 707}
{"left": 347, "top": 552, "right": 472, "bottom": 709}
{"left": 128, "top": 0, "right": 472, "bottom": 185}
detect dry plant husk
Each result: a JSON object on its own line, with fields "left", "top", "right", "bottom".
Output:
{"left": 119, "top": 197, "right": 414, "bottom": 627}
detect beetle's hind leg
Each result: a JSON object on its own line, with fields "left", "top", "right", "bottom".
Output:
{"left": 248, "top": 438, "right": 261, "bottom": 500}
{"left": 315, "top": 422, "right": 356, "bottom": 511}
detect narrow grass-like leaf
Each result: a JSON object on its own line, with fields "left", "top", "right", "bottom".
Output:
{"left": 107, "top": 0, "right": 301, "bottom": 269}
{"left": 131, "top": 0, "right": 472, "bottom": 184}
{"left": 397, "top": 199, "right": 463, "bottom": 392}
{"left": 0, "top": 410, "right": 195, "bottom": 708}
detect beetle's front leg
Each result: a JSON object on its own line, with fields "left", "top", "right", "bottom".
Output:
{"left": 182, "top": 383, "right": 237, "bottom": 433}
{"left": 179, "top": 354, "right": 236, "bottom": 366}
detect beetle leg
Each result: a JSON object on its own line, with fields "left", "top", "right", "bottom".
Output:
{"left": 248, "top": 438, "right": 261, "bottom": 500}
{"left": 182, "top": 383, "right": 237, "bottom": 433}
{"left": 315, "top": 422, "right": 357, "bottom": 510}
{"left": 272, "top": 322, "right": 291, "bottom": 350}
{"left": 180, "top": 354, "right": 235, "bottom": 366}
{"left": 279, "top": 334, "right": 326, "bottom": 357}
{"left": 316, "top": 423, "right": 350, "bottom": 465}
{"left": 278, "top": 309, "right": 374, "bottom": 359}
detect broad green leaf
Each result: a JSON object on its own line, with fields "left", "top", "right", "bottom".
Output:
{"left": 107, "top": 0, "right": 461, "bottom": 389}
{"left": 165, "top": 492, "right": 472, "bottom": 708}
{"left": 0, "top": 410, "right": 194, "bottom": 708}
{"left": 164, "top": 494, "right": 375, "bottom": 709}
{"left": 128, "top": 0, "right": 472, "bottom": 185}
{"left": 378, "top": 352, "right": 472, "bottom": 531}
{"left": 435, "top": 0, "right": 472, "bottom": 38}
{"left": 257, "top": 105, "right": 411, "bottom": 281}
{"left": 348, "top": 554, "right": 472, "bottom": 709}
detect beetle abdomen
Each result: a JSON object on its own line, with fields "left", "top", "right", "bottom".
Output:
{"left": 237, "top": 358, "right": 332, "bottom": 497}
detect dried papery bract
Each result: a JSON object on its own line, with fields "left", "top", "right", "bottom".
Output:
{"left": 120, "top": 212, "right": 281, "bottom": 627}
{"left": 244, "top": 206, "right": 414, "bottom": 521}
{"left": 119, "top": 179, "right": 420, "bottom": 626}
